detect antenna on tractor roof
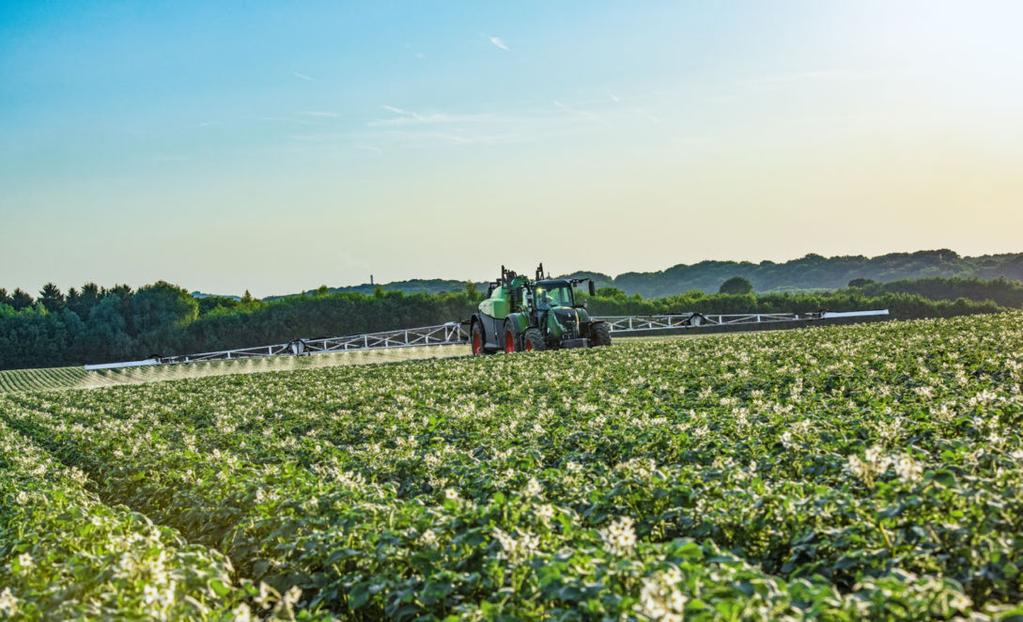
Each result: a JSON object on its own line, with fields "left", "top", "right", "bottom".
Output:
{"left": 535, "top": 263, "right": 545, "bottom": 280}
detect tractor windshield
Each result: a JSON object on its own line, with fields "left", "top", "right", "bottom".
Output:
{"left": 534, "top": 285, "right": 574, "bottom": 309}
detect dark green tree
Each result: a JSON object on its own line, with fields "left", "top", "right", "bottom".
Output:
{"left": 596, "top": 287, "right": 628, "bottom": 300}
{"left": 77, "top": 295, "right": 135, "bottom": 362}
{"left": 39, "top": 282, "right": 66, "bottom": 312}
{"left": 0, "top": 288, "right": 10, "bottom": 306}
{"left": 848, "top": 278, "right": 875, "bottom": 288}
{"left": 197, "top": 295, "right": 241, "bottom": 315}
{"left": 10, "top": 288, "right": 34, "bottom": 311}
{"left": 718, "top": 276, "right": 753, "bottom": 295}
{"left": 124, "top": 282, "right": 196, "bottom": 356}
{"left": 106, "top": 284, "right": 133, "bottom": 299}
{"left": 68, "top": 283, "right": 102, "bottom": 319}
{"left": 103, "top": 284, "right": 135, "bottom": 334}
{"left": 131, "top": 281, "right": 198, "bottom": 337}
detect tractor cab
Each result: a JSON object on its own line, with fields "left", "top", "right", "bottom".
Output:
{"left": 532, "top": 280, "right": 576, "bottom": 310}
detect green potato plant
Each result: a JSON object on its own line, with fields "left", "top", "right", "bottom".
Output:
{"left": 1, "top": 313, "right": 1022, "bottom": 620}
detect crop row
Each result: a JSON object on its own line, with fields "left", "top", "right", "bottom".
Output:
{"left": 0, "top": 418, "right": 253, "bottom": 620}
{"left": 2, "top": 314, "right": 1022, "bottom": 619}
{"left": 0, "top": 366, "right": 88, "bottom": 394}
{"left": 0, "top": 345, "right": 468, "bottom": 395}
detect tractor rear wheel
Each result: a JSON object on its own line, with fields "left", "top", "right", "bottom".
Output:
{"left": 522, "top": 328, "right": 545, "bottom": 352}
{"left": 504, "top": 324, "right": 519, "bottom": 353}
{"left": 471, "top": 321, "right": 485, "bottom": 356}
{"left": 591, "top": 322, "right": 612, "bottom": 347}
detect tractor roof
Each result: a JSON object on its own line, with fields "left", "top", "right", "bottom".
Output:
{"left": 535, "top": 279, "right": 571, "bottom": 289}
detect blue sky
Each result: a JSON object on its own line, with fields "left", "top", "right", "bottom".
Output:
{"left": 2, "top": 1, "right": 1022, "bottom": 296}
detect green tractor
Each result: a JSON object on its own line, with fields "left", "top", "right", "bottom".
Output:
{"left": 469, "top": 263, "right": 612, "bottom": 355}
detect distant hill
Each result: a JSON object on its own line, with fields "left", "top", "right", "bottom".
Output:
{"left": 564, "top": 250, "right": 1023, "bottom": 298}
{"left": 263, "top": 279, "right": 478, "bottom": 301}
{"left": 257, "top": 250, "right": 1023, "bottom": 301}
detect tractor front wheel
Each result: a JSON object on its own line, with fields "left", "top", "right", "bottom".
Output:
{"left": 522, "top": 328, "right": 545, "bottom": 352}
{"left": 471, "top": 321, "right": 485, "bottom": 356}
{"left": 591, "top": 322, "right": 612, "bottom": 347}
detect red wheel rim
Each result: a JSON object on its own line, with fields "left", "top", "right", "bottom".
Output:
{"left": 505, "top": 331, "right": 515, "bottom": 353}
{"left": 524, "top": 339, "right": 534, "bottom": 352}
{"left": 472, "top": 331, "right": 482, "bottom": 355}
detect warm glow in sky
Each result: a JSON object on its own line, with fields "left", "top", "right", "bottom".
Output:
{"left": 2, "top": 1, "right": 1021, "bottom": 296}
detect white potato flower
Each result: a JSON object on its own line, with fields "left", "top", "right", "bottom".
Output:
{"left": 254, "top": 581, "right": 277, "bottom": 609}
{"left": 780, "top": 431, "right": 795, "bottom": 450}
{"left": 0, "top": 588, "right": 17, "bottom": 616}
{"left": 600, "top": 516, "right": 637, "bottom": 557}
{"left": 493, "top": 528, "right": 539, "bottom": 565}
{"left": 893, "top": 454, "right": 923, "bottom": 484}
{"left": 636, "top": 566, "right": 687, "bottom": 622}
{"left": 847, "top": 445, "right": 891, "bottom": 484}
{"left": 232, "top": 603, "right": 253, "bottom": 622}
{"left": 16, "top": 552, "right": 34, "bottom": 573}
{"left": 417, "top": 529, "right": 438, "bottom": 547}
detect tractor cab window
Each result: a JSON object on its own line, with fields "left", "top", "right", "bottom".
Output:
{"left": 534, "top": 285, "right": 573, "bottom": 309}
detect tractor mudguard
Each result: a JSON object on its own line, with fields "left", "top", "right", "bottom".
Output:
{"left": 473, "top": 313, "right": 500, "bottom": 349}
{"left": 505, "top": 312, "right": 530, "bottom": 335}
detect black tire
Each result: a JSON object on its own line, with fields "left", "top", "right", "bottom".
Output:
{"left": 522, "top": 327, "right": 545, "bottom": 352}
{"left": 471, "top": 321, "right": 485, "bottom": 356}
{"left": 590, "top": 322, "right": 612, "bottom": 347}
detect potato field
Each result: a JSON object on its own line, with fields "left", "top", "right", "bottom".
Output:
{"left": 1, "top": 314, "right": 1022, "bottom": 620}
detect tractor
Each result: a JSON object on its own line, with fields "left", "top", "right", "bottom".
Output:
{"left": 469, "top": 263, "right": 612, "bottom": 354}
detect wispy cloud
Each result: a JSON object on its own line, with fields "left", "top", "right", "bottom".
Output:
{"left": 554, "top": 100, "right": 600, "bottom": 122}
{"left": 363, "top": 93, "right": 645, "bottom": 149}
{"left": 292, "top": 71, "right": 314, "bottom": 81}
{"left": 369, "top": 106, "right": 495, "bottom": 128}
{"left": 381, "top": 105, "right": 419, "bottom": 118}
{"left": 382, "top": 129, "right": 512, "bottom": 145}
{"left": 366, "top": 105, "right": 518, "bottom": 145}
{"left": 489, "top": 36, "right": 510, "bottom": 51}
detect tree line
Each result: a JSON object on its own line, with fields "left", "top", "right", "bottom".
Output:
{"left": 585, "top": 287, "right": 1002, "bottom": 318}
{"left": 0, "top": 283, "right": 480, "bottom": 370}
{"left": 1, "top": 275, "right": 1019, "bottom": 371}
